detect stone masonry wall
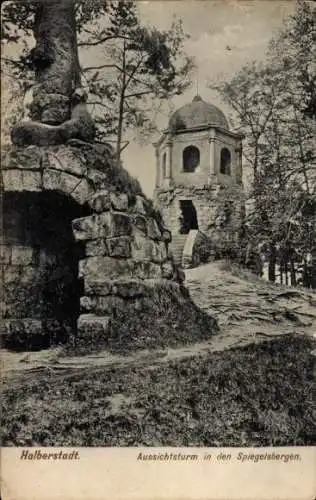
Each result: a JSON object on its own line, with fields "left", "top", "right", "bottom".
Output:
{"left": 72, "top": 189, "right": 188, "bottom": 346}
{"left": 156, "top": 185, "right": 244, "bottom": 234}
{"left": 2, "top": 140, "right": 215, "bottom": 351}
{"left": 155, "top": 184, "right": 245, "bottom": 262}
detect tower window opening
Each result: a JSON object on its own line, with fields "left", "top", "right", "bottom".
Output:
{"left": 220, "top": 148, "right": 231, "bottom": 175}
{"left": 162, "top": 152, "right": 167, "bottom": 178}
{"left": 183, "top": 145, "right": 200, "bottom": 173}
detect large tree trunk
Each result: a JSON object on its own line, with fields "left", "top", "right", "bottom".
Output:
{"left": 30, "top": 0, "right": 78, "bottom": 124}
{"left": 311, "top": 247, "right": 316, "bottom": 289}
{"left": 268, "top": 242, "right": 276, "bottom": 282}
{"left": 290, "top": 258, "right": 297, "bottom": 286}
{"left": 11, "top": 0, "right": 95, "bottom": 147}
{"left": 116, "top": 41, "right": 127, "bottom": 167}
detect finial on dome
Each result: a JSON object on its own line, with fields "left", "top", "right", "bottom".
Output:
{"left": 193, "top": 94, "right": 203, "bottom": 102}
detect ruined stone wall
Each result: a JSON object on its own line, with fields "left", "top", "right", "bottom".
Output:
{"left": 2, "top": 140, "right": 216, "bottom": 351}
{"left": 72, "top": 189, "right": 188, "bottom": 346}
{"left": 156, "top": 186, "right": 243, "bottom": 232}
{"left": 155, "top": 184, "right": 245, "bottom": 261}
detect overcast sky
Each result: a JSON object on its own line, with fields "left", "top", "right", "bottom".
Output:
{"left": 121, "top": 0, "right": 297, "bottom": 196}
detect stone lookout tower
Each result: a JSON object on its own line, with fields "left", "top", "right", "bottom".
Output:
{"left": 154, "top": 95, "right": 244, "bottom": 267}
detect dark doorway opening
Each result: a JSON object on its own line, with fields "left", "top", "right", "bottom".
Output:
{"left": 179, "top": 200, "right": 199, "bottom": 234}
{"left": 3, "top": 191, "right": 90, "bottom": 349}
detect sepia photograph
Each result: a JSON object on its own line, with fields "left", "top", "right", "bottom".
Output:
{"left": 1, "top": 0, "right": 315, "bottom": 463}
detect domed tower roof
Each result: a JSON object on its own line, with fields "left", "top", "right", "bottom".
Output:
{"left": 169, "top": 95, "right": 229, "bottom": 132}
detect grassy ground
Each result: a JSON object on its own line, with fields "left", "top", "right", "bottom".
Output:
{"left": 68, "top": 283, "right": 217, "bottom": 356}
{"left": 2, "top": 334, "right": 315, "bottom": 447}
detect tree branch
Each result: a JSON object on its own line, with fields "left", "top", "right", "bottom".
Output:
{"left": 78, "top": 35, "right": 133, "bottom": 47}
{"left": 125, "top": 90, "right": 154, "bottom": 98}
{"left": 88, "top": 101, "right": 113, "bottom": 110}
{"left": 83, "top": 63, "right": 121, "bottom": 72}
{"left": 120, "top": 140, "right": 130, "bottom": 153}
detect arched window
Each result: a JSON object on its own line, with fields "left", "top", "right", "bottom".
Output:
{"left": 220, "top": 148, "right": 231, "bottom": 175}
{"left": 183, "top": 145, "right": 200, "bottom": 173}
{"left": 162, "top": 152, "right": 167, "bottom": 178}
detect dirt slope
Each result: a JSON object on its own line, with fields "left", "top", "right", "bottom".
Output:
{"left": 186, "top": 261, "right": 316, "bottom": 342}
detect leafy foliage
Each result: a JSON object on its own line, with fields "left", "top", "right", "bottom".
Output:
{"left": 81, "top": 1, "right": 193, "bottom": 161}
{"left": 211, "top": 1, "right": 316, "bottom": 287}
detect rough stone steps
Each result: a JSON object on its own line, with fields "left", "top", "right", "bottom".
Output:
{"left": 169, "top": 234, "right": 187, "bottom": 266}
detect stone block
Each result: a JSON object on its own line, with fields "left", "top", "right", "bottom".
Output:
{"left": 84, "top": 278, "right": 112, "bottom": 296}
{"left": 98, "top": 212, "right": 132, "bottom": 238}
{"left": 5, "top": 318, "right": 43, "bottom": 335}
{"left": 85, "top": 238, "right": 108, "bottom": 257}
{"left": 79, "top": 255, "right": 163, "bottom": 282}
{"left": 133, "top": 195, "right": 148, "bottom": 215}
{"left": 131, "top": 232, "right": 152, "bottom": 262}
{"left": 161, "top": 230, "right": 172, "bottom": 243}
{"left": 11, "top": 246, "right": 34, "bottom": 266}
{"left": 150, "top": 241, "right": 168, "bottom": 264}
{"left": 147, "top": 262, "right": 163, "bottom": 279}
{"left": 110, "top": 192, "right": 129, "bottom": 211}
{"left": 3, "top": 170, "right": 42, "bottom": 192}
{"left": 111, "top": 280, "right": 146, "bottom": 298}
{"left": 80, "top": 295, "right": 125, "bottom": 315}
{"left": 72, "top": 215, "right": 100, "bottom": 241}
{"left": 86, "top": 169, "right": 107, "bottom": 189}
{"left": 79, "top": 256, "right": 134, "bottom": 281}
{"left": 147, "top": 218, "right": 162, "bottom": 241}
{"left": 86, "top": 170, "right": 107, "bottom": 192}
{"left": 133, "top": 214, "right": 148, "bottom": 234}
{"left": 80, "top": 296, "right": 95, "bottom": 312}
{"left": 77, "top": 314, "right": 111, "bottom": 338}
{"left": 3, "top": 265, "right": 21, "bottom": 283}
{"left": 0, "top": 246, "right": 11, "bottom": 264}
{"left": 107, "top": 236, "right": 131, "bottom": 258}
{"left": 43, "top": 169, "right": 91, "bottom": 205}
{"left": 2, "top": 146, "right": 42, "bottom": 171}
{"left": 161, "top": 260, "right": 175, "bottom": 279}
{"left": 131, "top": 261, "right": 162, "bottom": 280}
{"left": 130, "top": 261, "right": 150, "bottom": 280}
{"left": 42, "top": 146, "right": 86, "bottom": 177}
{"left": 89, "top": 190, "right": 111, "bottom": 213}
{"left": 67, "top": 178, "right": 93, "bottom": 207}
